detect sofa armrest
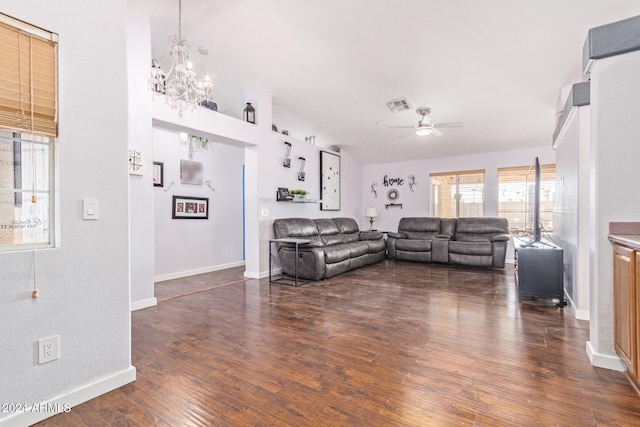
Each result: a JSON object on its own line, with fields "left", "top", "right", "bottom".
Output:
{"left": 387, "top": 232, "right": 406, "bottom": 239}
{"left": 435, "top": 233, "right": 452, "bottom": 240}
{"left": 359, "top": 231, "right": 383, "bottom": 240}
{"left": 491, "top": 234, "right": 511, "bottom": 242}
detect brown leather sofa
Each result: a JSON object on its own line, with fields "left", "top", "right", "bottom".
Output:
{"left": 387, "top": 217, "right": 510, "bottom": 268}
{"left": 273, "top": 217, "right": 386, "bottom": 280}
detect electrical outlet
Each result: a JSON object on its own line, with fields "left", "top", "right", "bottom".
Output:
{"left": 38, "top": 335, "right": 59, "bottom": 364}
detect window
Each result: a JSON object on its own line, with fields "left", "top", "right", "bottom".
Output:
{"left": 0, "top": 14, "right": 57, "bottom": 250}
{"left": 497, "top": 164, "right": 556, "bottom": 233}
{"left": 430, "top": 170, "right": 485, "bottom": 217}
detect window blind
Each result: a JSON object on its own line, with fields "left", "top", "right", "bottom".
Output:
{"left": 430, "top": 170, "right": 485, "bottom": 218}
{"left": 497, "top": 164, "right": 556, "bottom": 232}
{"left": 0, "top": 15, "right": 57, "bottom": 137}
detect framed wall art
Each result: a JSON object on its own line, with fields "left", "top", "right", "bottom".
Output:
{"left": 320, "top": 151, "right": 340, "bottom": 211}
{"left": 128, "top": 148, "right": 143, "bottom": 175}
{"left": 180, "top": 159, "right": 203, "bottom": 185}
{"left": 172, "top": 196, "right": 209, "bottom": 219}
{"left": 152, "top": 161, "right": 164, "bottom": 187}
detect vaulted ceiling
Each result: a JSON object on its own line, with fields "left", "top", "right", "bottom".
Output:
{"left": 144, "top": 0, "right": 640, "bottom": 164}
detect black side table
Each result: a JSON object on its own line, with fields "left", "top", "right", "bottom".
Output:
{"left": 269, "top": 238, "right": 311, "bottom": 286}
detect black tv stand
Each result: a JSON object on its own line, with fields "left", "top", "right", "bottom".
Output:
{"left": 513, "top": 237, "right": 565, "bottom": 307}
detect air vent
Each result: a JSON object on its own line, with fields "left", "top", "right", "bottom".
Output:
{"left": 386, "top": 98, "right": 411, "bottom": 113}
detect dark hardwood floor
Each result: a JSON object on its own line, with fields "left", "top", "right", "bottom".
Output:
{"left": 36, "top": 261, "right": 640, "bottom": 426}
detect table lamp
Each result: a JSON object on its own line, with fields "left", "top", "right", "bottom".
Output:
{"left": 365, "top": 207, "right": 378, "bottom": 231}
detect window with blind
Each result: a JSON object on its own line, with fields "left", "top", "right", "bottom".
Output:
{"left": 0, "top": 13, "right": 57, "bottom": 250}
{"left": 430, "top": 170, "right": 485, "bottom": 218}
{"left": 497, "top": 164, "right": 556, "bottom": 233}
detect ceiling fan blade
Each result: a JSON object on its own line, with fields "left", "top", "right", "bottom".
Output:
{"left": 388, "top": 125, "right": 415, "bottom": 129}
{"left": 398, "top": 129, "right": 416, "bottom": 138}
{"left": 431, "top": 128, "right": 444, "bottom": 137}
{"left": 433, "top": 121, "right": 464, "bottom": 128}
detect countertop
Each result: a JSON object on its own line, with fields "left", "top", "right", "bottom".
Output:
{"left": 608, "top": 234, "right": 640, "bottom": 249}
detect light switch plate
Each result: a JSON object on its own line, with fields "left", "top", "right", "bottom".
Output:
{"left": 83, "top": 199, "right": 99, "bottom": 220}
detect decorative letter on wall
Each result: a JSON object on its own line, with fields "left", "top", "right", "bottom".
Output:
{"left": 320, "top": 151, "right": 340, "bottom": 211}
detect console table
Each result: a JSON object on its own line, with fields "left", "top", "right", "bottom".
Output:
{"left": 269, "top": 238, "right": 310, "bottom": 286}
{"left": 513, "top": 237, "right": 565, "bottom": 307}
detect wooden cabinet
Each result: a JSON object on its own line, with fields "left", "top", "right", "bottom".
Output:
{"left": 613, "top": 244, "right": 637, "bottom": 376}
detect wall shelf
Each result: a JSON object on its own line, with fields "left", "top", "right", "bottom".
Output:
{"left": 385, "top": 203, "right": 403, "bottom": 209}
{"left": 279, "top": 198, "right": 321, "bottom": 204}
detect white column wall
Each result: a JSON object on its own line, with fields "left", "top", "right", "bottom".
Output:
{"left": 587, "top": 49, "right": 640, "bottom": 370}
{"left": 0, "top": 1, "right": 133, "bottom": 425}
{"left": 127, "top": 6, "right": 156, "bottom": 310}
{"left": 554, "top": 105, "right": 591, "bottom": 321}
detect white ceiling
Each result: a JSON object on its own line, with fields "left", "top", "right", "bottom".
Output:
{"left": 145, "top": 0, "right": 640, "bottom": 164}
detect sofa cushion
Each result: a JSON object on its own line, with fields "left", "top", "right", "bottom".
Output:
{"left": 315, "top": 218, "right": 339, "bottom": 235}
{"left": 274, "top": 218, "right": 318, "bottom": 238}
{"left": 398, "top": 217, "right": 441, "bottom": 240}
{"left": 333, "top": 217, "right": 360, "bottom": 243}
{"left": 454, "top": 218, "right": 509, "bottom": 242}
{"left": 344, "top": 241, "right": 369, "bottom": 258}
{"left": 364, "top": 239, "right": 386, "bottom": 253}
{"left": 324, "top": 246, "right": 351, "bottom": 264}
{"left": 333, "top": 217, "right": 360, "bottom": 234}
{"left": 313, "top": 218, "right": 343, "bottom": 246}
{"left": 396, "top": 239, "right": 432, "bottom": 252}
{"left": 448, "top": 241, "right": 493, "bottom": 256}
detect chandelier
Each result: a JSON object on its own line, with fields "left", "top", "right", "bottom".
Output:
{"left": 150, "top": 0, "right": 213, "bottom": 116}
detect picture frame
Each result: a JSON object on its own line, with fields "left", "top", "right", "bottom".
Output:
{"left": 172, "top": 196, "right": 209, "bottom": 219}
{"left": 128, "top": 148, "right": 143, "bottom": 175}
{"left": 320, "top": 151, "right": 341, "bottom": 211}
{"left": 152, "top": 161, "right": 164, "bottom": 187}
{"left": 277, "top": 187, "right": 292, "bottom": 201}
{"left": 180, "top": 159, "right": 203, "bottom": 185}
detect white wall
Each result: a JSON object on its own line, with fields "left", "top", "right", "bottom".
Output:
{"left": 361, "top": 146, "right": 556, "bottom": 261}
{"left": 255, "top": 136, "right": 362, "bottom": 275}
{"left": 152, "top": 86, "right": 362, "bottom": 279}
{"left": 152, "top": 128, "right": 245, "bottom": 280}
{"left": 0, "top": 1, "right": 134, "bottom": 425}
{"left": 587, "top": 49, "right": 640, "bottom": 370}
{"left": 128, "top": 6, "right": 156, "bottom": 310}
{"left": 554, "top": 105, "right": 591, "bottom": 321}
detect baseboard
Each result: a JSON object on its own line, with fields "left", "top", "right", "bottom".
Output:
{"left": 586, "top": 341, "right": 626, "bottom": 371}
{"left": 573, "top": 308, "right": 590, "bottom": 321}
{"left": 564, "top": 293, "right": 590, "bottom": 321}
{"left": 130, "top": 297, "right": 157, "bottom": 312}
{"left": 244, "top": 268, "right": 280, "bottom": 279}
{"left": 154, "top": 261, "right": 246, "bottom": 283}
{"left": 0, "top": 366, "right": 136, "bottom": 427}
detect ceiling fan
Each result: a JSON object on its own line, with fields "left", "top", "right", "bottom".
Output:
{"left": 389, "top": 107, "right": 463, "bottom": 138}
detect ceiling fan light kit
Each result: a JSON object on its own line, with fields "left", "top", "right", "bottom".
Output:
{"left": 415, "top": 126, "right": 433, "bottom": 136}
{"left": 388, "top": 106, "right": 463, "bottom": 138}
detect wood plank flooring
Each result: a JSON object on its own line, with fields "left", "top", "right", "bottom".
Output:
{"left": 36, "top": 261, "right": 640, "bottom": 426}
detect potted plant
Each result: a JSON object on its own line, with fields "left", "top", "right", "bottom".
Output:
{"left": 290, "top": 189, "right": 308, "bottom": 200}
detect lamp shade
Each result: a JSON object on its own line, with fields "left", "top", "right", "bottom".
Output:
{"left": 365, "top": 207, "right": 378, "bottom": 218}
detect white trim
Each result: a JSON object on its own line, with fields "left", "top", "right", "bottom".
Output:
{"left": 244, "top": 267, "right": 280, "bottom": 279}
{"left": 0, "top": 366, "right": 135, "bottom": 427}
{"left": 154, "top": 261, "right": 246, "bottom": 283}
{"left": 130, "top": 297, "right": 157, "bottom": 311}
{"left": 565, "top": 292, "right": 590, "bottom": 321}
{"left": 586, "top": 341, "right": 626, "bottom": 371}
